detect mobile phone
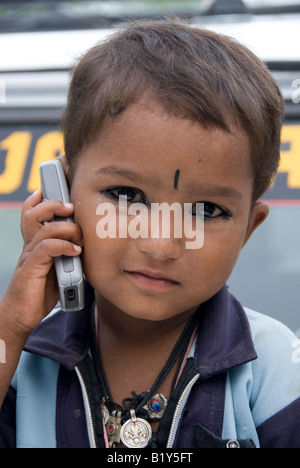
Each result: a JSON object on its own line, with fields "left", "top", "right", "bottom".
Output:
{"left": 39, "top": 160, "right": 84, "bottom": 312}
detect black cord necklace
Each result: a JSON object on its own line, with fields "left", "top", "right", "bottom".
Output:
{"left": 90, "top": 307, "right": 200, "bottom": 448}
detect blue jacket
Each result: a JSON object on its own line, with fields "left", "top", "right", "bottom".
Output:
{"left": 1, "top": 284, "right": 300, "bottom": 448}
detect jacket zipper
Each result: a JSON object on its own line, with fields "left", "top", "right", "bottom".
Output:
{"left": 166, "top": 373, "right": 200, "bottom": 448}
{"left": 75, "top": 366, "right": 97, "bottom": 449}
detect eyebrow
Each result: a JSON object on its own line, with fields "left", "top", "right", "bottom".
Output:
{"left": 96, "top": 165, "right": 243, "bottom": 201}
{"left": 198, "top": 185, "right": 243, "bottom": 201}
{"left": 96, "top": 165, "right": 145, "bottom": 183}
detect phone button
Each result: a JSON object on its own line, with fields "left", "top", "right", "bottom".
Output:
{"left": 62, "top": 256, "right": 74, "bottom": 273}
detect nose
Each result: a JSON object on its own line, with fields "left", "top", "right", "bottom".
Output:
{"left": 136, "top": 236, "right": 183, "bottom": 261}
{"left": 130, "top": 201, "right": 185, "bottom": 260}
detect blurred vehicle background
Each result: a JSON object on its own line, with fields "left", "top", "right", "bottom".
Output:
{"left": 0, "top": 0, "right": 300, "bottom": 332}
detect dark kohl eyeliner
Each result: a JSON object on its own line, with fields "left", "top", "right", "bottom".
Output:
{"left": 192, "top": 202, "right": 233, "bottom": 221}
{"left": 101, "top": 187, "right": 232, "bottom": 222}
{"left": 100, "top": 186, "right": 146, "bottom": 204}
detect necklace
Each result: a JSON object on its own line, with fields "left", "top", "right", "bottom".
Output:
{"left": 91, "top": 307, "right": 200, "bottom": 448}
{"left": 101, "top": 392, "right": 168, "bottom": 447}
{"left": 120, "top": 409, "right": 152, "bottom": 448}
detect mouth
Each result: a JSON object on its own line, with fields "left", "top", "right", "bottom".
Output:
{"left": 123, "top": 269, "right": 181, "bottom": 291}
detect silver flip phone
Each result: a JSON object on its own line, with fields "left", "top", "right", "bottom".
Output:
{"left": 39, "top": 160, "right": 84, "bottom": 312}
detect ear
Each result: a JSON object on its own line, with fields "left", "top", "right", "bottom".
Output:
{"left": 242, "top": 201, "right": 269, "bottom": 247}
{"left": 58, "top": 155, "right": 71, "bottom": 183}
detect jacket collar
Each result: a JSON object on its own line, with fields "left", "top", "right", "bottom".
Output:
{"left": 193, "top": 286, "right": 257, "bottom": 378}
{"left": 24, "top": 283, "right": 257, "bottom": 375}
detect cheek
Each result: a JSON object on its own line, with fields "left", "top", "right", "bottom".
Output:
{"left": 81, "top": 228, "right": 128, "bottom": 287}
{"left": 73, "top": 204, "right": 102, "bottom": 271}
{"left": 188, "top": 225, "right": 246, "bottom": 286}
{"left": 81, "top": 237, "right": 113, "bottom": 288}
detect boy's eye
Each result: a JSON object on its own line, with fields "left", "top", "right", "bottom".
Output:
{"left": 193, "top": 202, "right": 232, "bottom": 221}
{"left": 100, "top": 186, "right": 146, "bottom": 204}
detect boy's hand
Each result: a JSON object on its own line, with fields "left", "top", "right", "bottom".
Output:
{"left": 0, "top": 190, "right": 83, "bottom": 339}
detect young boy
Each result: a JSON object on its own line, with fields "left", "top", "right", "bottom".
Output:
{"left": 0, "top": 19, "right": 299, "bottom": 449}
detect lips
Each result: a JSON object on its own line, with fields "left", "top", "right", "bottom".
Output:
{"left": 123, "top": 269, "right": 181, "bottom": 291}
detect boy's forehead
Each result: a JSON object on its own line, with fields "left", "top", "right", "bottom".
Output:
{"left": 80, "top": 102, "right": 253, "bottom": 201}
{"left": 96, "top": 163, "right": 245, "bottom": 202}
{"left": 96, "top": 100, "right": 251, "bottom": 167}
{"left": 101, "top": 98, "right": 249, "bottom": 149}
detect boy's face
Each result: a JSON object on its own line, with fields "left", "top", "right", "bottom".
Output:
{"left": 66, "top": 100, "right": 268, "bottom": 322}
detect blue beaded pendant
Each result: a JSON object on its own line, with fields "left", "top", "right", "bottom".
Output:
{"left": 144, "top": 393, "right": 168, "bottom": 420}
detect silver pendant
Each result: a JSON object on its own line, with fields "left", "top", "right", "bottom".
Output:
{"left": 106, "top": 410, "right": 122, "bottom": 447}
{"left": 120, "top": 409, "right": 152, "bottom": 448}
{"left": 101, "top": 402, "right": 110, "bottom": 426}
{"left": 143, "top": 393, "right": 168, "bottom": 420}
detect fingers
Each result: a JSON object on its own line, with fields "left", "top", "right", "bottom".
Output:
{"left": 3, "top": 190, "right": 83, "bottom": 335}
{"left": 20, "top": 191, "right": 83, "bottom": 273}
{"left": 21, "top": 190, "right": 80, "bottom": 245}
{"left": 20, "top": 238, "right": 82, "bottom": 271}
{"left": 25, "top": 219, "right": 83, "bottom": 254}
{"left": 20, "top": 189, "right": 43, "bottom": 235}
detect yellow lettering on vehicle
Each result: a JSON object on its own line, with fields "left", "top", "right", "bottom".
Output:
{"left": 279, "top": 125, "right": 300, "bottom": 188}
{"left": 0, "top": 132, "right": 32, "bottom": 194}
{"left": 27, "top": 131, "right": 64, "bottom": 192}
{"left": 1, "top": 126, "right": 300, "bottom": 200}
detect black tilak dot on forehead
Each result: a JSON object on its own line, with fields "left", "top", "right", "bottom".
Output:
{"left": 173, "top": 169, "right": 181, "bottom": 190}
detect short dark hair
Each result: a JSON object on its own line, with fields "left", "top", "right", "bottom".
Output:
{"left": 61, "top": 19, "right": 284, "bottom": 201}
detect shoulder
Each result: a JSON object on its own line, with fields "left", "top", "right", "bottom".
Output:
{"left": 244, "top": 307, "right": 297, "bottom": 355}
{"left": 243, "top": 308, "right": 300, "bottom": 424}
{"left": 223, "top": 308, "right": 300, "bottom": 447}
{"left": 244, "top": 307, "right": 298, "bottom": 382}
